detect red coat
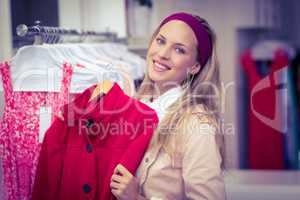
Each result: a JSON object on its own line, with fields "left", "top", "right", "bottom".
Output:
{"left": 241, "top": 50, "right": 287, "bottom": 169}
{"left": 32, "top": 83, "right": 158, "bottom": 200}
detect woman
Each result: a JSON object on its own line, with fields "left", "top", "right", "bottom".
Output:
{"left": 110, "top": 12, "right": 226, "bottom": 200}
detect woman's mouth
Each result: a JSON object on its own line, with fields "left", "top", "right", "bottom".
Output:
{"left": 153, "top": 60, "right": 171, "bottom": 72}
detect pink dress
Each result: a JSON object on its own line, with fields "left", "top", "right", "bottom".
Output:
{"left": 0, "top": 61, "right": 73, "bottom": 200}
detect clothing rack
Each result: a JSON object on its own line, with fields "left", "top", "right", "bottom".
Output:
{"left": 16, "top": 22, "right": 120, "bottom": 44}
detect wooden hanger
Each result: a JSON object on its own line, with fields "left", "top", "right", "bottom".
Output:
{"left": 89, "top": 79, "right": 114, "bottom": 102}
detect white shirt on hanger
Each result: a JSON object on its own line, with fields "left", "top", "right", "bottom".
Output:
{"left": 0, "top": 45, "right": 124, "bottom": 93}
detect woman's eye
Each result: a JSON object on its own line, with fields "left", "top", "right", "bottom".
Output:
{"left": 156, "top": 38, "right": 164, "bottom": 45}
{"left": 175, "top": 47, "right": 185, "bottom": 54}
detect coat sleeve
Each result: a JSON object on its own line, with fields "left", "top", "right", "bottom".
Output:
{"left": 181, "top": 114, "right": 226, "bottom": 200}
{"left": 32, "top": 116, "right": 68, "bottom": 200}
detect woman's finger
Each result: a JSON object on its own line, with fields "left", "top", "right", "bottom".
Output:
{"left": 114, "top": 164, "right": 131, "bottom": 177}
{"left": 111, "top": 174, "right": 124, "bottom": 183}
{"left": 110, "top": 180, "right": 122, "bottom": 190}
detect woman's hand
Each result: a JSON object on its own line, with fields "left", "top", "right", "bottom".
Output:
{"left": 110, "top": 164, "right": 139, "bottom": 200}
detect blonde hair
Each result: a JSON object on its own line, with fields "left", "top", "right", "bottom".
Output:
{"left": 136, "top": 15, "right": 225, "bottom": 169}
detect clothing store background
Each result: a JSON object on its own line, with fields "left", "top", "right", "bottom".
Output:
{"left": 0, "top": 0, "right": 300, "bottom": 200}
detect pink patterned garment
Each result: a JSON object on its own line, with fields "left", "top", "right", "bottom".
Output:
{"left": 0, "top": 61, "right": 73, "bottom": 200}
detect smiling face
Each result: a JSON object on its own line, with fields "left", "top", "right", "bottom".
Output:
{"left": 146, "top": 20, "right": 201, "bottom": 90}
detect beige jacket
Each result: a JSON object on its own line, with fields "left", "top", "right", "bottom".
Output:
{"left": 135, "top": 112, "right": 225, "bottom": 200}
{"left": 135, "top": 86, "right": 225, "bottom": 200}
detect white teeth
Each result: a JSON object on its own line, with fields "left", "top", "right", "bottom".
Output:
{"left": 154, "top": 61, "right": 169, "bottom": 71}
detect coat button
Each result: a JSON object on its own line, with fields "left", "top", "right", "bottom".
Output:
{"left": 145, "top": 157, "right": 149, "bottom": 163}
{"left": 86, "top": 118, "right": 94, "bottom": 128}
{"left": 83, "top": 184, "right": 92, "bottom": 193}
{"left": 86, "top": 144, "right": 92, "bottom": 153}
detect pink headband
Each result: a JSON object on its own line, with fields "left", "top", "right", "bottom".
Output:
{"left": 159, "top": 12, "right": 212, "bottom": 67}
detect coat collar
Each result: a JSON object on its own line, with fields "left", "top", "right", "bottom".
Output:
{"left": 61, "top": 82, "right": 158, "bottom": 127}
{"left": 61, "top": 83, "right": 126, "bottom": 126}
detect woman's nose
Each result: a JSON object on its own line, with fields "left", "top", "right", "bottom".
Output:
{"left": 157, "top": 46, "right": 171, "bottom": 60}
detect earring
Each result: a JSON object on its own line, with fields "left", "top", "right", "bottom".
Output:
{"left": 182, "top": 72, "right": 195, "bottom": 88}
{"left": 187, "top": 73, "right": 195, "bottom": 85}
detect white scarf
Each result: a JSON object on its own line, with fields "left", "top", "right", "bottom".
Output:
{"left": 141, "top": 86, "right": 183, "bottom": 121}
